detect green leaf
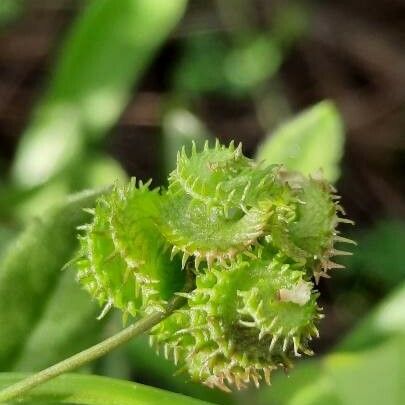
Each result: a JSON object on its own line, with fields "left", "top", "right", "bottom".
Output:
{"left": 9, "top": 154, "right": 127, "bottom": 222}
{"left": 0, "top": 189, "right": 105, "bottom": 370}
{"left": 256, "top": 101, "right": 344, "bottom": 182}
{"left": 339, "top": 282, "right": 405, "bottom": 351}
{"left": 325, "top": 336, "right": 405, "bottom": 405}
{"left": 77, "top": 154, "right": 127, "bottom": 190}
{"left": 0, "top": 373, "right": 212, "bottom": 404}
{"left": 10, "top": 269, "right": 103, "bottom": 372}
{"left": 0, "top": 225, "right": 19, "bottom": 261}
{"left": 257, "top": 360, "right": 336, "bottom": 405}
{"left": 0, "top": 0, "right": 23, "bottom": 28}
{"left": 162, "top": 108, "right": 211, "bottom": 175}
{"left": 173, "top": 33, "right": 229, "bottom": 95}
{"left": 271, "top": 3, "right": 309, "bottom": 49}
{"left": 173, "top": 32, "right": 281, "bottom": 96}
{"left": 11, "top": 0, "right": 187, "bottom": 188}
{"left": 342, "top": 220, "right": 405, "bottom": 290}
{"left": 223, "top": 34, "right": 281, "bottom": 91}
{"left": 261, "top": 335, "right": 405, "bottom": 405}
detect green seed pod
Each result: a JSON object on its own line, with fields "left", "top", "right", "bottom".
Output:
{"left": 76, "top": 179, "right": 184, "bottom": 321}
{"left": 270, "top": 170, "right": 355, "bottom": 281}
{"left": 169, "top": 140, "right": 283, "bottom": 211}
{"left": 160, "top": 141, "right": 294, "bottom": 270}
{"left": 76, "top": 139, "right": 354, "bottom": 391}
{"left": 159, "top": 194, "right": 271, "bottom": 270}
{"left": 151, "top": 251, "right": 321, "bottom": 391}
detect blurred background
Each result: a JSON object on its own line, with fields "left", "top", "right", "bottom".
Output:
{"left": 0, "top": 1, "right": 404, "bottom": 404}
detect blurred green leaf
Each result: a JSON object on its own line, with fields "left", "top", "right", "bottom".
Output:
{"left": 173, "top": 33, "right": 228, "bottom": 95}
{"left": 0, "top": 189, "right": 105, "bottom": 370}
{"left": 11, "top": 0, "right": 187, "bottom": 188}
{"left": 256, "top": 101, "right": 344, "bottom": 182}
{"left": 162, "top": 108, "right": 211, "bottom": 174}
{"left": 0, "top": 183, "right": 45, "bottom": 220}
{"left": 0, "top": 0, "right": 23, "bottom": 28}
{"left": 224, "top": 35, "right": 281, "bottom": 91}
{"left": 11, "top": 180, "right": 71, "bottom": 223}
{"left": 326, "top": 336, "right": 405, "bottom": 405}
{"left": 8, "top": 154, "right": 126, "bottom": 222}
{"left": 271, "top": 3, "right": 310, "bottom": 49}
{"left": 0, "top": 225, "right": 18, "bottom": 261}
{"left": 339, "top": 282, "right": 405, "bottom": 351}
{"left": 343, "top": 220, "right": 405, "bottom": 289}
{"left": 77, "top": 154, "right": 127, "bottom": 190}
{"left": 174, "top": 32, "right": 281, "bottom": 96}
{"left": 0, "top": 373, "right": 212, "bottom": 404}
{"left": 261, "top": 335, "right": 405, "bottom": 405}
{"left": 10, "top": 269, "right": 103, "bottom": 372}
{"left": 257, "top": 360, "right": 334, "bottom": 405}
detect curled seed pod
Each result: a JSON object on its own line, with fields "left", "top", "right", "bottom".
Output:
{"left": 159, "top": 194, "right": 271, "bottom": 270}
{"left": 152, "top": 252, "right": 320, "bottom": 391}
{"left": 271, "top": 171, "right": 355, "bottom": 281}
{"left": 76, "top": 179, "right": 184, "bottom": 320}
{"left": 76, "top": 139, "right": 354, "bottom": 391}
{"left": 169, "top": 140, "right": 283, "bottom": 211}
{"left": 160, "top": 141, "right": 293, "bottom": 269}
{"left": 168, "top": 140, "right": 249, "bottom": 206}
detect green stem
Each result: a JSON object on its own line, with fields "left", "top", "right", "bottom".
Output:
{"left": 0, "top": 293, "right": 187, "bottom": 403}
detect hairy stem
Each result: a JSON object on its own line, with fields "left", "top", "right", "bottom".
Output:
{"left": 0, "top": 291, "right": 188, "bottom": 403}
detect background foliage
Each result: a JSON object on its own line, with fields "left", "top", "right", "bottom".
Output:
{"left": 0, "top": 1, "right": 404, "bottom": 404}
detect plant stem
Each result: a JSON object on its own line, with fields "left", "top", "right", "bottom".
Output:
{"left": 0, "top": 293, "right": 187, "bottom": 403}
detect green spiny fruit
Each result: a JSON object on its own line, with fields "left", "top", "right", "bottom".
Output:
{"left": 76, "top": 179, "right": 185, "bottom": 320}
{"left": 270, "top": 170, "right": 355, "bottom": 281}
{"left": 76, "top": 139, "right": 354, "bottom": 391}
{"left": 168, "top": 139, "right": 281, "bottom": 211}
{"left": 151, "top": 251, "right": 321, "bottom": 391}
{"left": 160, "top": 140, "right": 296, "bottom": 270}
{"left": 158, "top": 193, "right": 271, "bottom": 270}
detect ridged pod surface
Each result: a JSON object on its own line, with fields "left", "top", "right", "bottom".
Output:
{"left": 160, "top": 140, "right": 292, "bottom": 269}
{"left": 269, "top": 170, "right": 355, "bottom": 281}
{"left": 151, "top": 251, "right": 321, "bottom": 390}
{"left": 76, "top": 179, "right": 184, "bottom": 320}
{"left": 76, "top": 140, "right": 354, "bottom": 391}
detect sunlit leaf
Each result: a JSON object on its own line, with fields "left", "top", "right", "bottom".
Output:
{"left": 326, "top": 337, "right": 405, "bottom": 405}
{"left": 11, "top": 0, "right": 187, "bottom": 188}
{"left": 340, "top": 282, "right": 405, "bottom": 351}
{"left": 79, "top": 154, "right": 127, "bottom": 190}
{"left": 261, "top": 335, "right": 405, "bottom": 405}
{"left": 256, "top": 101, "right": 344, "bottom": 182}
{"left": 0, "top": 373, "right": 212, "bottom": 404}
{"left": 0, "top": 189, "right": 105, "bottom": 370}
{"left": 162, "top": 108, "right": 211, "bottom": 174}
{"left": 9, "top": 154, "right": 126, "bottom": 222}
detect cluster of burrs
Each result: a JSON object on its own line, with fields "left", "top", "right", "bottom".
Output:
{"left": 76, "top": 140, "right": 354, "bottom": 391}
